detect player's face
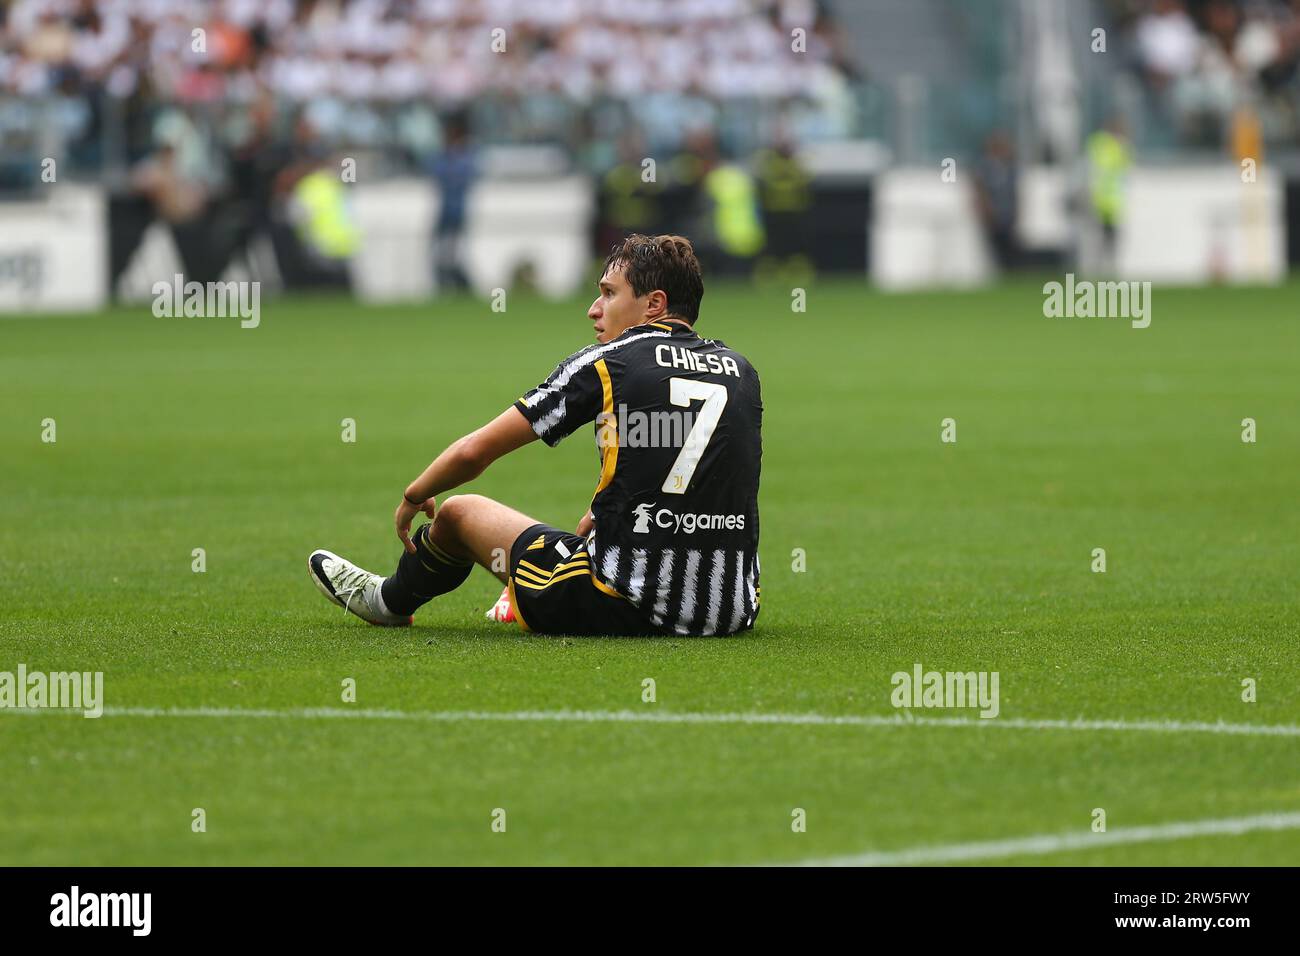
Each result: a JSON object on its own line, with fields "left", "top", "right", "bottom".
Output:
{"left": 589, "top": 266, "right": 647, "bottom": 343}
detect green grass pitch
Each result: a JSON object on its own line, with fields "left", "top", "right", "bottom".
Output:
{"left": 1, "top": 276, "right": 1297, "bottom": 865}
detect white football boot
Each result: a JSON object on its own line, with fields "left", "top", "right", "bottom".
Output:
{"left": 484, "top": 585, "right": 516, "bottom": 624}
{"left": 308, "top": 549, "right": 412, "bottom": 627}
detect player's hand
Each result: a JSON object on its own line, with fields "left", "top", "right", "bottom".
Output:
{"left": 396, "top": 494, "right": 437, "bottom": 553}
{"left": 575, "top": 510, "right": 594, "bottom": 536}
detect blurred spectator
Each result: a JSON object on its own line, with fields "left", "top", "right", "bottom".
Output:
{"left": 228, "top": 92, "right": 292, "bottom": 246}
{"left": 754, "top": 134, "right": 812, "bottom": 277}
{"left": 596, "top": 128, "right": 663, "bottom": 255}
{"left": 685, "top": 129, "right": 765, "bottom": 277}
{"left": 1135, "top": 0, "right": 1201, "bottom": 83}
{"left": 1086, "top": 117, "right": 1132, "bottom": 274}
{"left": 270, "top": 114, "right": 356, "bottom": 288}
{"left": 973, "top": 130, "right": 1020, "bottom": 271}
{"left": 426, "top": 110, "right": 477, "bottom": 292}
{"left": 130, "top": 112, "right": 222, "bottom": 280}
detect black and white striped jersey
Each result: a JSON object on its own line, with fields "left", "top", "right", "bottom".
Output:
{"left": 514, "top": 320, "right": 762, "bottom": 636}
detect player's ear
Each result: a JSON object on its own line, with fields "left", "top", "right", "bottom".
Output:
{"left": 645, "top": 289, "right": 668, "bottom": 319}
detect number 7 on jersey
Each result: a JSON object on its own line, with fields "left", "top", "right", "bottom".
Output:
{"left": 662, "top": 377, "right": 728, "bottom": 494}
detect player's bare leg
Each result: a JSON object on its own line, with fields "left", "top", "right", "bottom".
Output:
{"left": 427, "top": 495, "right": 540, "bottom": 624}
{"left": 425, "top": 494, "right": 540, "bottom": 585}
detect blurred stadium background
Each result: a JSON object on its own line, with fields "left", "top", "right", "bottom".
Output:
{"left": 2, "top": 0, "right": 1298, "bottom": 315}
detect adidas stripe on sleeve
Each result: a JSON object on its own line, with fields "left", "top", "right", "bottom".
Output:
{"left": 513, "top": 344, "right": 605, "bottom": 447}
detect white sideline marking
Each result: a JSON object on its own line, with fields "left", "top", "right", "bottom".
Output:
{"left": 9, "top": 706, "right": 1300, "bottom": 737}
{"left": 786, "top": 811, "right": 1300, "bottom": 867}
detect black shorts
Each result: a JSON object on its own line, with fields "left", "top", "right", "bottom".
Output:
{"left": 507, "top": 523, "right": 663, "bottom": 636}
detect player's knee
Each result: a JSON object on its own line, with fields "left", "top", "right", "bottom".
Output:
{"left": 435, "top": 494, "right": 485, "bottom": 531}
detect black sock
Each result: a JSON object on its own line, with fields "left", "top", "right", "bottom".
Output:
{"left": 380, "top": 524, "right": 474, "bottom": 616}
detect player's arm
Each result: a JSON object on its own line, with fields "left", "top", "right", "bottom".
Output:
{"left": 394, "top": 406, "right": 537, "bottom": 553}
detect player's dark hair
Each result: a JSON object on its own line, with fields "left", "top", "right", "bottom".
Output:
{"left": 602, "top": 234, "right": 704, "bottom": 323}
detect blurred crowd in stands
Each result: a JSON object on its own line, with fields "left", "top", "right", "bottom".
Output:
{"left": 1, "top": 0, "right": 854, "bottom": 101}
{"left": 5, "top": 0, "right": 1298, "bottom": 294}
{"left": 1112, "top": 0, "right": 1300, "bottom": 147}
{"left": 0, "top": 0, "right": 857, "bottom": 291}
{"left": 0, "top": 0, "right": 859, "bottom": 174}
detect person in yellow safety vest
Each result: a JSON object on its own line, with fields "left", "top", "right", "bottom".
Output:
{"left": 1086, "top": 119, "right": 1131, "bottom": 273}
{"left": 292, "top": 167, "right": 358, "bottom": 260}
{"left": 1087, "top": 122, "right": 1131, "bottom": 226}
{"left": 703, "top": 163, "right": 765, "bottom": 263}
{"left": 596, "top": 131, "right": 667, "bottom": 258}
{"left": 601, "top": 161, "right": 660, "bottom": 238}
{"left": 754, "top": 142, "right": 812, "bottom": 283}
{"left": 669, "top": 150, "right": 705, "bottom": 190}
{"left": 756, "top": 144, "right": 811, "bottom": 215}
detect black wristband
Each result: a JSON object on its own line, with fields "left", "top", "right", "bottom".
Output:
{"left": 403, "top": 492, "right": 424, "bottom": 507}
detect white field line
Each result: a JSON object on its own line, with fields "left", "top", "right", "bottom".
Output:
{"left": 6, "top": 705, "right": 1300, "bottom": 737}
{"left": 786, "top": 811, "right": 1300, "bottom": 866}
{"left": 14, "top": 706, "right": 1298, "bottom": 864}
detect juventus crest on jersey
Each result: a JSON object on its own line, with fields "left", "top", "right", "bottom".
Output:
{"left": 515, "top": 320, "right": 762, "bottom": 636}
